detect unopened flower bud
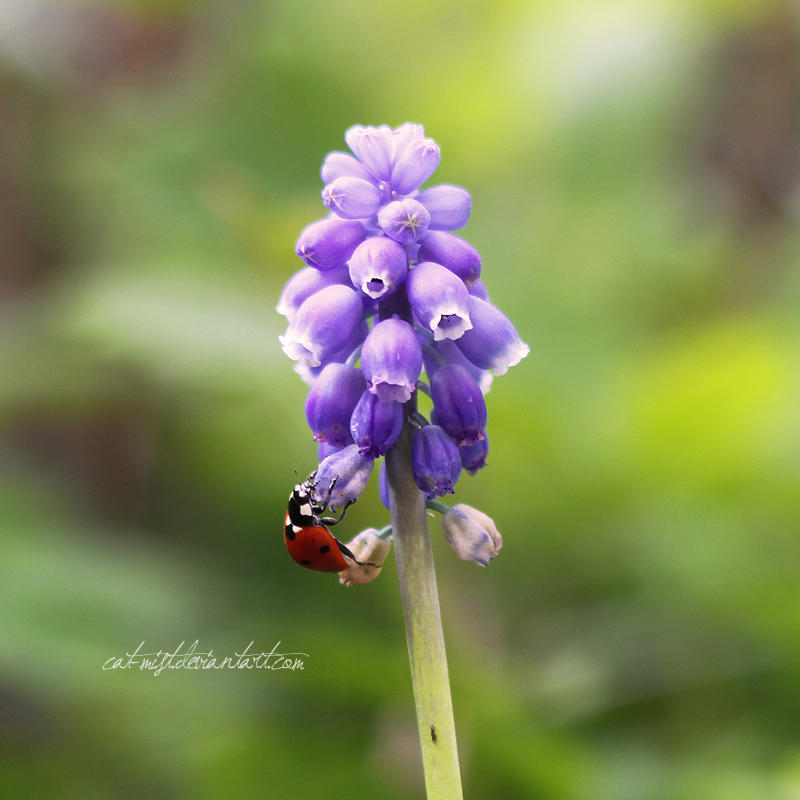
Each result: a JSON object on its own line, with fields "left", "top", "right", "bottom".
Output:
{"left": 391, "top": 122, "right": 424, "bottom": 163}
{"left": 441, "top": 504, "right": 502, "bottom": 566}
{"left": 361, "top": 318, "right": 422, "bottom": 403}
{"left": 417, "top": 231, "right": 482, "bottom": 286}
{"left": 295, "top": 216, "right": 366, "bottom": 270}
{"left": 468, "top": 278, "right": 490, "bottom": 301}
{"left": 431, "top": 363, "right": 487, "bottom": 445}
{"left": 338, "top": 528, "right": 392, "bottom": 586}
{"left": 411, "top": 425, "right": 462, "bottom": 498}
{"left": 378, "top": 198, "right": 431, "bottom": 245}
{"left": 416, "top": 184, "right": 472, "bottom": 231}
{"left": 322, "top": 177, "right": 382, "bottom": 220}
{"left": 348, "top": 236, "right": 408, "bottom": 300}
{"left": 280, "top": 284, "right": 364, "bottom": 367}
{"left": 320, "top": 151, "right": 376, "bottom": 184}
{"left": 391, "top": 137, "right": 441, "bottom": 194}
{"left": 455, "top": 296, "right": 530, "bottom": 376}
{"left": 459, "top": 433, "right": 489, "bottom": 474}
{"left": 318, "top": 439, "right": 350, "bottom": 462}
{"left": 305, "top": 363, "right": 365, "bottom": 445}
{"left": 350, "top": 390, "right": 404, "bottom": 457}
{"left": 315, "top": 444, "right": 374, "bottom": 510}
{"left": 345, "top": 124, "right": 393, "bottom": 181}
{"left": 276, "top": 265, "right": 350, "bottom": 321}
{"left": 407, "top": 261, "right": 472, "bottom": 341}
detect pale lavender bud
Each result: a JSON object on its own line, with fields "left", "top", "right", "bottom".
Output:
{"left": 315, "top": 443, "right": 374, "bottom": 510}
{"left": 295, "top": 216, "right": 366, "bottom": 270}
{"left": 416, "top": 185, "right": 472, "bottom": 231}
{"left": 318, "top": 439, "right": 350, "bottom": 462}
{"left": 276, "top": 265, "right": 350, "bottom": 321}
{"left": 411, "top": 425, "right": 462, "bottom": 498}
{"left": 378, "top": 199, "right": 431, "bottom": 245}
{"left": 455, "top": 296, "right": 530, "bottom": 376}
{"left": 361, "top": 318, "right": 422, "bottom": 403}
{"left": 348, "top": 236, "right": 408, "bottom": 300}
{"left": 338, "top": 529, "right": 392, "bottom": 586}
{"left": 406, "top": 261, "right": 473, "bottom": 342}
{"left": 417, "top": 231, "right": 481, "bottom": 286}
{"left": 304, "top": 363, "right": 365, "bottom": 445}
{"left": 391, "top": 137, "right": 441, "bottom": 194}
{"left": 431, "top": 363, "right": 487, "bottom": 446}
{"left": 280, "top": 284, "right": 364, "bottom": 367}
{"left": 345, "top": 124, "right": 393, "bottom": 182}
{"left": 350, "top": 390, "right": 404, "bottom": 457}
{"left": 322, "top": 177, "right": 382, "bottom": 220}
{"left": 391, "top": 122, "right": 425, "bottom": 164}
{"left": 441, "top": 504, "right": 502, "bottom": 567}
{"left": 320, "top": 151, "right": 376, "bottom": 184}
{"left": 459, "top": 433, "right": 489, "bottom": 474}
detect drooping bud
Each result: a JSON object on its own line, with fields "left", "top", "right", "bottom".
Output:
{"left": 318, "top": 439, "right": 350, "bottom": 462}
{"left": 320, "top": 151, "right": 376, "bottom": 184}
{"left": 441, "top": 504, "right": 502, "bottom": 566}
{"left": 422, "top": 339, "right": 493, "bottom": 396}
{"left": 345, "top": 124, "right": 393, "bottom": 182}
{"left": 315, "top": 444, "right": 374, "bottom": 510}
{"left": 347, "top": 236, "right": 408, "bottom": 300}
{"left": 350, "top": 390, "right": 404, "bottom": 457}
{"left": 411, "top": 425, "right": 462, "bottom": 498}
{"left": 459, "top": 433, "right": 489, "bottom": 474}
{"left": 304, "top": 363, "right": 365, "bottom": 445}
{"left": 322, "top": 177, "right": 382, "bottom": 220}
{"left": 406, "top": 261, "right": 472, "bottom": 342}
{"left": 378, "top": 199, "right": 431, "bottom": 245}
{"left": 338, "top": 528, "right": 392, "bottom": 586}
{"left": 417, "top": 231, "right": 481, "bottom": 286}
{"left": 276, "top": 265, "right": 350, "bottom": 321}
{"left": 455, "top": 296, "right": 530, "bottom": 376}
{"left": 391, "top": 137, "right": 441, "bottom": 194}
{"left": 468, "top": 278, "right": 490, "bottom": 301}
{"left": 430, "top": 363, "right": 487, "bottom": 446}
{"left": 361, "top": 318, "right": 422, "bottom": 403}
{"left": 295, "top": 216, "right": 366, "bottom": 270}
{"left": 416, "top": 185, "right": 472, "bottom": 231}
{"left": 279, "top": 284, "right": 364, "bottom": 367}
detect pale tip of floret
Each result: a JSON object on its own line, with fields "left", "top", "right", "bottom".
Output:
{"left": 279, "top": 334, "right": 321, "bottom": 367}
{"left": 369, "top": 380, "right": 415, "bottom": 404}
{"left": 489, "top": 340, "right": 530, "bottom": 376}
{"left": 431, "top": 310, "right": 472, "bottom": 342}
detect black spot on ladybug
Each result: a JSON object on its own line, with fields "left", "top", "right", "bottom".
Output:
{"left": 285, "top": 525, "right": 295, "bottom": 540}
{"left": 430, "top": 725, "right": 437, "bottom": 744}
{"left": 300, "top": 559, "right": 311, "bottom": 566}
{"left": 319, "top": 544, "right": 331, "bottom": 553}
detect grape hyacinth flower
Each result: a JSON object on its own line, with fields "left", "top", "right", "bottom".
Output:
{"left": 276, "top": 122, "right": 529, "bottom": 798}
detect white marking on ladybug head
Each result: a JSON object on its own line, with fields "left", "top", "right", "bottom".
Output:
{"left": 298, "top": 503, "right": 312, "bottom": 517}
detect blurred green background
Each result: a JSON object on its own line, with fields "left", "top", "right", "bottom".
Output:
{"left": 1, "top": 0, "right": 799, "bottom": 797}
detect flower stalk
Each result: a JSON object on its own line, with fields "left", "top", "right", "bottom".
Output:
{"left": 386, "top": 420, "right": 463, "bottom": 800}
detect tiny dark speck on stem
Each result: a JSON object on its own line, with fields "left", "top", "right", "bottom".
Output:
{"left": 430, "top": 724, "right": 438, "bottom": 744}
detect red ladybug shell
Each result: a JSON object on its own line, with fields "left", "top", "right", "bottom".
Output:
{"left": 283, "top": 511, "right": 352, "bottom": 572}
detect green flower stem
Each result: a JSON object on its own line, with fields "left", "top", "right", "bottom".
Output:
{"left": 386, "top": 421, "right": 463, "bottom": 800}
{"left": 425, "top": 500, "right": 451, "bottom": 516}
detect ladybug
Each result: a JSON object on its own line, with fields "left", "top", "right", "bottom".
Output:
{"left": 283, "top": 473, "right": 363, "bottom": 572}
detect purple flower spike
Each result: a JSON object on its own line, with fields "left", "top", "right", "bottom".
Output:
{"left": 350, "top": 390, "right": 404, "bottom": 457}
{"left": 361, "top": 318, "right": 422, "bottom": 403}
{"left": 411, "top": 425, "right": 462, "bottom": 498}
{"left": 378, "top": 199, "right": 431, "bottom": 245}
{"left": 416, "top": 185, "right": 472, "bottom": 231}
{"left": 305, "top": 363, "right": 366, "bottom": 445}
{"left": 348, "top": 236, "right": 408, "bottom": 300}
{"left": 295, "top": 216, "right": 366, "bottom": 271}
{"left": 320, "top": 151, "right": 376, "bottom": 184}
{"left": 276, "top": 265, "right": 350, "bottom": 321}
{"left": 345, "top": 124, "right": 393, "bottom": 182}
{"left": 455, "top": 296, "right": 530, "bottom": 376}
{"left": 315, "top": 443, "right": 375, "bottom": 510}
{"left": 459, "top": 433, "right": 489, "bottom": 474}
{"left": 431, "top": 363, "right": 488, "bottom": 446}
{"left": 406, "top": 261, "right": 473, "bottom": 342}
{"left": 280, "top": 284, "right": 363, "bottom": 367}
{"left": 391, "top": 137, "right": 441, "bottom": 195}
{"left": 322, "top": 177, "right": 382, "bottom": 220}
{"left": 318, "top": 439, "right": 350, "bottom": 462}
{"left": 417, "top": 231, "right": 482, "bottom": 286}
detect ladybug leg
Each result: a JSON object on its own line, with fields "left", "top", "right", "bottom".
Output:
{"left": 312, "top": 475, "right": 338, "bottom": 515}
{"left": 335, "top": 537, "right": 380, "bottom": 567}
{"left": 318, "top": 498, "right": 354, "bottom": 528}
